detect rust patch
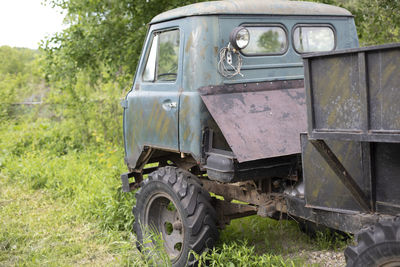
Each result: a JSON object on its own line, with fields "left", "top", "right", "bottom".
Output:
{"left": 214, "top": 46, "right": 219, "bottom": 56}
{"left": 185, "top": 34, "right": 193, "bottom": 53}
{"left": 199, "top": 79, "right": 304, "bottom": 95}
{"left": 199, "top": 80, "right": 307, "bottom": 162}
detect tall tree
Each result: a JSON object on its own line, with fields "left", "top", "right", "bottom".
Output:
{"left": 42, "top": 0, "right": 206, "bottom": 84}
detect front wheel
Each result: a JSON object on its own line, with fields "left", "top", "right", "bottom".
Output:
{"left": 345, "top": 218, "right": 400, "bottom": 267}
{"left": 133, "top": 167, "right": 219, "bottom": 266}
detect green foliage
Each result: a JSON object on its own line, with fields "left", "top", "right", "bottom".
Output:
{"left": 303, "top": 0, "right": 400, "bottom": 46}
{"left": 352, "top": 0, "right": 400, "bottom": 45}
{"left": 139, "top": 225, "right": 172, "bottom": 266}
{"left": 42, "top": 0, "right": 206, "bottom": 80}
{"left": 0, "top": 46, "right": 44, "bottom": 121}
{"left": 313, "top": 230, "right": 350, "bottom": 251}
{"left": 0, "top": 46, "right": 38, "bottom": 75}
{"left": 0, "top": 119, "right": 135, "bottom": 232}
{"left": 197, "top": 241, "right": 297, "bottom": 267}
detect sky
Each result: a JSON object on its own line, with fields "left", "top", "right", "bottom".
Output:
{"left": 0, "top": 0, "right": 65, "bottom": 49}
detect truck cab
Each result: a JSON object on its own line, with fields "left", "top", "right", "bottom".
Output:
{"left": 120, "top": 1, "right": 368, "bottom": 266}
{"left": 123, "top": 0, "right": 358, "bottom": 177}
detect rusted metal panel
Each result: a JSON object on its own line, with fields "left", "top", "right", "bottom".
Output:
{"left": 286, "top": 195, "right": 391, "bottom": 234}
{"left": 374, "top": 143, "right": 400, "bottom": 215}
{"left": 199, "top": 80, "right": 307, "bottom": 162}
{"left": 305, "top": 43, "right": 400, "bottom": 142}
{"left": 201, "top": 179, "right": 271, "bottom": 206}
{"left": 301, "top": 133, "right": 372, "bottom": 213}
{"left": 301, "top": 134, "right": 400, "bottom": 217}
{"left": 151, "top": 0, "right": 352, "bottom": 24}
{"left": 309, "top": 139, "right": 371, "bottom": 212}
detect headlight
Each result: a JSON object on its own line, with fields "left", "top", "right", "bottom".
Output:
{"left": 230, "top": 27, "right": 250, "bottom": 50}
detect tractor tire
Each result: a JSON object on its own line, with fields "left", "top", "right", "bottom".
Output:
{"left": 345, "top": 218, "right": 400, "bottom": 267}
{"left": 133, "top": 166, "right": 219, "bottom": 267}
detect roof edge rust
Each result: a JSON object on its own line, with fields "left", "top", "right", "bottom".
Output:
{"left": 150, "top": 0, "right": 352, "bottom": 24}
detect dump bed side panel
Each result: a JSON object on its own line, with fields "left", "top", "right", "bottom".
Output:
{"left": 301, "top": 43, "right": 400, "bottom": 218}
{"left": 305, "top": 43, "right": 400, "bottom": 142}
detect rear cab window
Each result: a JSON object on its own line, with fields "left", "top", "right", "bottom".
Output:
{"left": 293, "top": 25, "right": 335, "bottom": 53}
{"left": 241, "top": 25, "right": 288, "bottom": 56}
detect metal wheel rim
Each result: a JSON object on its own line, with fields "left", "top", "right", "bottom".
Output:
{"left": 144, "top": 192, "right": 184, "bottom": 262}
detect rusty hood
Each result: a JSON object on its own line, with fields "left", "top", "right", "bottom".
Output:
{"left": 199, "top": 80, "right": 307, "bottom": 162}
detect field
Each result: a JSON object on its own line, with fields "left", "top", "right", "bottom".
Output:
{"left": 0, "top": 117, "right": 351, "bottom": 266}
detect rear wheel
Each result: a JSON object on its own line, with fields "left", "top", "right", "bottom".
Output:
{"left": 345, "top": 218, "right": 400, "bottom": 267}
{"left": 133, "top": 166, "right": 219, "bottom": 266}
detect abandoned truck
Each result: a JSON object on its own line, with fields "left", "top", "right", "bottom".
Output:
{"left": 120, "top": 0, "right": 400, "bottom": 266}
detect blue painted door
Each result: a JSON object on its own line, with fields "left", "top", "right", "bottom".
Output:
{"left": 124, "top": 28, "right": 181, "bottom": 166}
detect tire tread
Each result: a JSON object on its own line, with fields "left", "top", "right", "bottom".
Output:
{"left": 133, "top": 166, "right": 218, "bottom": 267}
{"left": 345, "top": 218, "right": 400, "bottom": 267}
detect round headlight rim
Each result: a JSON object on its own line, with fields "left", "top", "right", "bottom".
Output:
{"left": 230, "top": 26, "right": 250, "bottom": 51}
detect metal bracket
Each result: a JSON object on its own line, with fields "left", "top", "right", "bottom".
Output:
{"left": 310, "top": 139, "right": 371, "bottom": 212}
{"left": 120, "top": 172, "right": 142, "bottom": 192}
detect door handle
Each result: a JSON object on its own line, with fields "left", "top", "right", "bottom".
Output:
{"left": 168, "top": 102, "right": 177, "bottom": 108}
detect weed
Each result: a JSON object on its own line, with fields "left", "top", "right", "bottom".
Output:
{"left": 313, "top": 229, "right": 351, "bottom": 251}
{"left": 196, "top": 240, "right": 300, "bottom": 267}
{"left": 139, "top": 224, "right": 172, "bottom": 266}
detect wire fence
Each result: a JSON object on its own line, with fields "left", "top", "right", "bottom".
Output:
{"left": 1, "top": 100, "right": 124, "bottom": 144}
{"left": 0, "top": 100, "right": 123, "bottom": 120}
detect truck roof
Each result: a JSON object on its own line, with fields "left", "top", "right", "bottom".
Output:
{"left": 150, "top": 0, "right": 352, "bottom": 24}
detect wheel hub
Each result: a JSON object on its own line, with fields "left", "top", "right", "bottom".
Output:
{"left": 145, "top": 192, "right": 184, "bottom": 261}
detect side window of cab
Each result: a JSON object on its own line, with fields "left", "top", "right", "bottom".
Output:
{"left": 142, "top": 29, "right": 180, "bottom": 83}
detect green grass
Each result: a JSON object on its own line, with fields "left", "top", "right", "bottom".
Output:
{"left": 0, "top": 119, "right": 351, "bottom": 266}
{"left": 0, "top": 176, "right": 140, "bottom": 266}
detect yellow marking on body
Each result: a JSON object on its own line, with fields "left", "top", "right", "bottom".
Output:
{"left": 155, "top": 110, "right": 167, "bottom": 132}
{"left": 147, "top": 101, "right": 159, "bottom": 129}
{"left": 180, "top": 96, "right": 190, "bottom": 121}
{"left": 160, "top": 118, "right": 171, "bottom": 141}
{"left": 183, "top": 127, "right": 190, "bottom": 141}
